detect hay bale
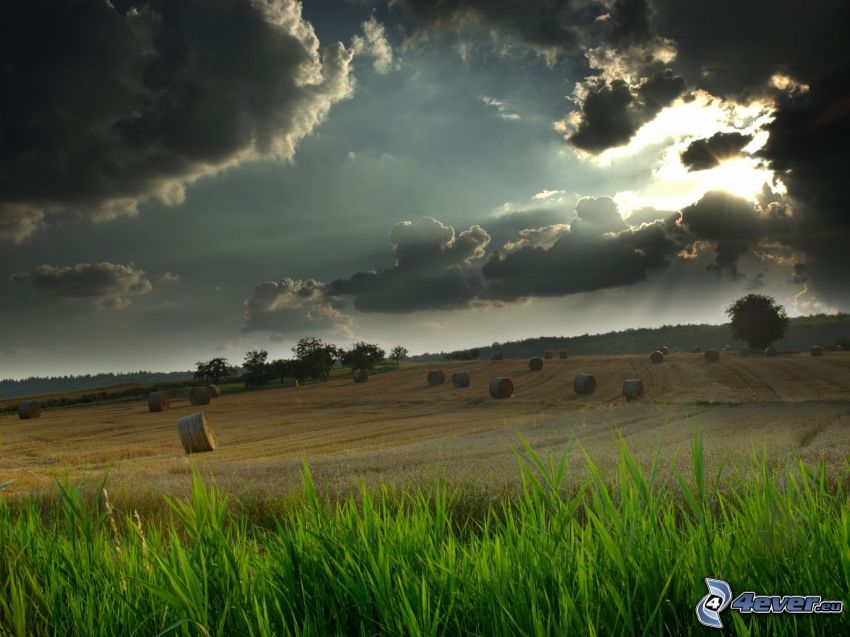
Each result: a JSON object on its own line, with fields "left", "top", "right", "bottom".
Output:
{"left": 658, "top": 346, "right": 670, "bottom": 355}
{"left": 528, "top": 357, "right": 543, "bottom": 371}
{"left": 452, "top": 371, "right": 470, "bottom": 388}
{"left": 489, "top": 376, "right": 513, "bottom": 399}
{"left": 189, "top": 386, "right": 212, "bottom": 405}
{"left": 704, "top": 349, "right": 720, "bottom": 363}
{"left": 559, "top": 351, "right": 568, "bottom": 359}
{"left": 623, "top": 379, "right": 644, "bottom": 401}
{"left": 352, "top": 369, "right": 368, "bottom": 383}
{"left": 17, "top": 400, "right": 41, "bottom": 420}
{"left": 764, "top": 346, "right": 777, "bottom": 357}
{"left": 148, "top": 391, "right": 170, "bottom": 412}
{"left": 492, "top": 352, "right": 504, "bottom": 360}
{"left": 836, "top": 344, "right": 845, "bottom": 352}
{"left": 282, "top": 377, "right": 299, "bottom": 388}
{"left": 207, "top": 385, "right": 221, "bottom": 398}
{"left": 427, "top": 370, "right": 446, "bottom": 386}
{"left": 543, "top": 350, "right": 554, "bottom": 359}
{"left": 811, "top": 346, "right": 824, "bottom": 357}
{"left": 177, "top": 412, "right": 216, "bottom": 454}
{"left": 692, "top": 346, "right": 702, "bottom": 354}
{"left": 573, "top": 373, "right": 596, "bottom": 395}
{"left": 650, "top": 350, "right": 665, "bottom": 364}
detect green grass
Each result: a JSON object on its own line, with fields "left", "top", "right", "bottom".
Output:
{"left": 1, "top": 434, "right": 848, "bottom": 636}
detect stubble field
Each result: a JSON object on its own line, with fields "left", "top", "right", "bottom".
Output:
{"left": 2, "top": 352, "right": 849, "bottom": 504}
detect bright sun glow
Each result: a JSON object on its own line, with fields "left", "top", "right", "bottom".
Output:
{"left": 594, "top": 91, "right": 780, "bottom": 215}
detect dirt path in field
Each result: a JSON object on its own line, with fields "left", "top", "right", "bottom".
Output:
{"left": 1, "top": 353, "right": 849, "bottom": 501}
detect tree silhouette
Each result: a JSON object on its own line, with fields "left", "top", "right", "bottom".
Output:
{"left": 390, "top": 345, "right": 408, "bottom": 368}
{"left": 726, "top": 294, "right": 789, "bottom": 349}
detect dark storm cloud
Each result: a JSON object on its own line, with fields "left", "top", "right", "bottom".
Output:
{"left": 329, "top": 218, "right": 490, "bottom": 312}
{"left": 680, "top": 132, "right": 753, "bottom": 171}
{"left": 9, "top": 262, "right": 152, "bottom": 310}
{"left": 243, "top": 278, "right": 352, "bottom": 337}
{"left": 482, "top": 216, "right": 677, "bottom": 300}
{"left": 677, "top": 191, "right": 791, "bottom": 280}
{"left": 649, "top": 0, "right": 849, "bottom": 98}
{"left": 789, "top": 263, "right": 808, "bottom": 285}
{"left": 403, "top": 0, "right": 586, "bottom": 58}
{"left": 0, "top": 0, "right": 353, "bottom": 242}
{"left": 568, "top": 69, "right": 685, "bottom": 152}
{"left": 758, "top": 64, "right": 850, "bottom": 302}
{"left": 605, "top": 0, "right": 651, "bottom": 47}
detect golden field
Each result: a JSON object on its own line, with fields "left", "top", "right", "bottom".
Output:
{"left": 2, "top": 352, "right": 850, "bottom": 503}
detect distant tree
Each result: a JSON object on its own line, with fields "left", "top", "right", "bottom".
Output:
{"left": 293, "top": 337, "right": 341, "bottom": 380}
{"left": 446, "top": 347, "right": 480, "bottom": 361}
{"left": 342, "top": 342, "right": 386, "bottom": 371}
{"left": 390, "top": 345, "right": 408, "bottom": 368}
{"left": 194, "top": 357, "right": 238, "bottom": 384}
{"left": 243, "top": 350, "right": 273, "bottom": 387}
{"left": 726, "top": 294, "right": 789, "bottom": 349}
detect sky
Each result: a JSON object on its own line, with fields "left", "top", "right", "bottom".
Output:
{"left": 1, "top": 0, "right": 848, "bottom": 378}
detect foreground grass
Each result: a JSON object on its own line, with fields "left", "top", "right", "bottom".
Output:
{"left": 1, "top": 436, "right": 848, "bottom": 636}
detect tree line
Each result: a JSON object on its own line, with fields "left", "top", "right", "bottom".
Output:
{"left": 194, "top": 338, "right": 409, "bottom": 387}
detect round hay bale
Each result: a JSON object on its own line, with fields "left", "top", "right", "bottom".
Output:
{"left": 543, "top": 350, "right": 554, "bottom": 360}
{"left": 17, "top": 400, "right": 41, "bottom": 420}
{"left": 427, "top": 370, "right": 446, "bottom": 386}
{"left": 650, "top": 350, "right": 665, "bottom": 364}
{"left": 623, "top": 379, "right": 645, "bottom": 401}
{"left": 573, "top": 373, "right": 596, "bottom": 395}
{"left": 282, "top": 377, "right": 299, "bottom": 388}
{"left": 451, "top": 371, "right": 470, "bottom": 388}
{"left": 810, "top": 345, "right": 824, "bottom": 357}
{"left": 836, "top": 344, "right": 845, "bottom": 352}
{"left": 658, "top": 346, "right": 670, "bottom": 355}
{"left": 492, "top": 352, "right": 504, "bottom": 360}
{"left": 177, "top": 412, "right": 216, "bottom": 454}
{"left": 559, "top": 350, "right": 568, "bottom": 359}
{"left": 704, "top": 349, "right": 720, "bottom": 363}
{"left": 148, "top": 391, "right": 170, "bottom": 413}
{"left": 692, "top": 346, "right": 702, "bottom": 354}
{"left": 489, "top": 376, "right": 514, "bottom": 399}
{"left": 352, "top": 369, "right": 368, "bottom": 383}
{"left": 189, "top": 386, "right": 212, "bottom": 405}
{"left": 528, "top": 357, "right": 543, "bottom": 371}
{"left": 207, "top": 384, "right": 221, "bottom": 398}
{"left": 764, "top": 346, "right": 777, "bottom": 357}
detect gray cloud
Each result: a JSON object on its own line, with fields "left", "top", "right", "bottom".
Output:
{"left": 677, "top": 191, "right": 792, "bottom": 280}
{"left": 330, "top": 217, "right": 491, "bottom": 312}
{"left": 10, "top": 262, "right": 153, "bottom": 310}
{"left": 759, "top": 65, "right": 850, "bottom": 304}
{"left": 403, "top": 0, "right": 587, "bottom": 59}
{"left": 0, "top": 0, "right": 354, "bottom": 242}
{"left": 482, "top": 215, "right": 678, "bottom": 300}
{"left": 568, "top": 69, "right": 686, "bottom": 152}
{"left": 243, "top": 278, "right": 353, "bottom": 337}
{"left": 680, "top": 132, "right": 752, "bottom": 171}
{"left": 650, "top": 0, "right": 849, "bottom": 98}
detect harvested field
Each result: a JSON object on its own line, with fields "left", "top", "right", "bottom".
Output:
{"left": 1, "top": 353, "right": 850, "bottom": 500}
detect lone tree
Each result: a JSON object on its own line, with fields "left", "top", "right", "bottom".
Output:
{"left": 341, "top": 342, "right": 385, "bottom": 371}
{"left": 194, "top": 357, "right": 237, "bottom": 384}
{"left": 726, "top": 294, "right": 789, "bottom": 350}
{"left": 390, "top": 345, "right": 408, "bottom": 368}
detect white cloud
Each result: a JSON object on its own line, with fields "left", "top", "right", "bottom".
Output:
{"left": 481, "top": 96, "right": 521, "bottom": 120}
{"left": 352, "top": 17, "right": 396, "bottom": 74}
